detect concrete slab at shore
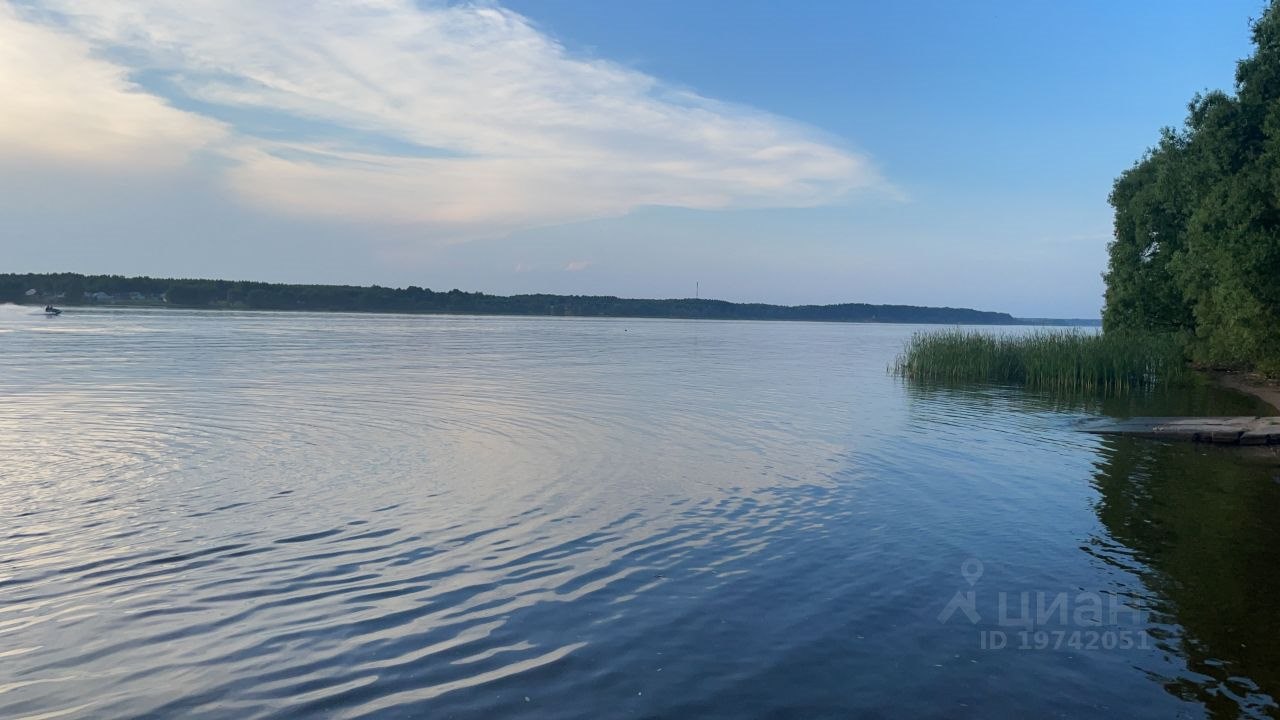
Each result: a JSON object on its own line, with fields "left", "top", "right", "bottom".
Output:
{"left": 1079, "top": 416, "right": 1280, "bottom": 445}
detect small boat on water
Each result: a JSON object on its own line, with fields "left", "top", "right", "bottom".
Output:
{"left": 43, "top": 305, "right": 62, "bottom": 316}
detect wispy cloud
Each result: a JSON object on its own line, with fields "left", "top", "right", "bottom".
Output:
{"left": 4, "top": 0, "right": 887, "bottom": 238}
{"left": 563, "top": 260, "right": 591, "bottom": 272}
{"left": 0, "top": 3, "right": 225, "bottom": 168}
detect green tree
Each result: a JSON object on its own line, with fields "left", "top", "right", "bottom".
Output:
{"left": 1105, "top": 1, "right": 1280, "bottom": 373}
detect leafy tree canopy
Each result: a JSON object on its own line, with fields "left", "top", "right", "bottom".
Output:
{"left": 1105, "top": 1, "right": 1280, "bottom": 373}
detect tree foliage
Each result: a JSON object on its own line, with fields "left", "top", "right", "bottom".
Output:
{"left": 1105, "top": 2, "right": 1280, "bottom": 373}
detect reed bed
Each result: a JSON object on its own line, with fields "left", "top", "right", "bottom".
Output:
{"left": 892, "top": 329, "right": 1187, "bottom": 393}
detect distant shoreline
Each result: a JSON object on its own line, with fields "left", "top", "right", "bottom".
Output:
{"left": 2, "top": 272, "right": 1101, "bottom": 327}
{"left": 13, "top": 302, "right": 1103, "bottom": 328}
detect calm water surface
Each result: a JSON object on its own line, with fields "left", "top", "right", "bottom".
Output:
{"left": 1, "top": 306, "right": 1278, "bottom": 719}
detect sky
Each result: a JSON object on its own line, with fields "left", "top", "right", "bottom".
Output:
{"left": 0, "top": 0, "right": 1266, "bottom": 317}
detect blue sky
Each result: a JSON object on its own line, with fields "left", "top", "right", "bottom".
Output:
{"left": 0, "top": 0, "right": 1264, "bottom": 317}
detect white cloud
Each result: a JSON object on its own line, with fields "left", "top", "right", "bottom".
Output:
{"left": 0, "top": 3, "right": 225, "bottom": 167}
{"left": 6, "top": 0, "right": 887, "bottom": 237}
{"left": 563, "top": 260, "right": 591, "bottom": 272}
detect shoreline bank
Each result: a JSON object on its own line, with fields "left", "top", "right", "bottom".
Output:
{"left": 1209, "top": 370, "right": 1280, "bottom": 414}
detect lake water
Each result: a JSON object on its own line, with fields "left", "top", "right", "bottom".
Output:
{"left": 2, "top": 306, "right": 1278, "bottom": 719}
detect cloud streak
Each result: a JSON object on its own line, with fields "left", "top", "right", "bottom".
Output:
{"left": 4, "top": 0, "right": 885, "bottom": 238}
{"left": 0, "top": 3, "right": 225, "bottom": 168}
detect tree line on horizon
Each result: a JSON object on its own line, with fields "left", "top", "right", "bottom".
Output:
{"left": 0, "top": 272, "right": 1033, "bottom": 325}
{"left": 1105, "top": 0, "right": 1280, "bottom": 374}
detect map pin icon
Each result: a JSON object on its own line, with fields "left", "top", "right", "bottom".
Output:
{"left": 961, "top": 558, "right": 984, "bottom": 586}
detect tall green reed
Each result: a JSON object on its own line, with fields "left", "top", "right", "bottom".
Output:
{"left": 891, "top": 329, "right": 1187, "bottom": 393}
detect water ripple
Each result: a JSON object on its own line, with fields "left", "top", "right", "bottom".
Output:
{"left": 2, "top": 307, "right": 1277, "bottom": 718}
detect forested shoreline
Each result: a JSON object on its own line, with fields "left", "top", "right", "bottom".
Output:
{"left": 0, "top": 272, "right": 1071, "bottom": 325}
{"left": 1105, "top": 1, "right": 1280, "bottom": 374}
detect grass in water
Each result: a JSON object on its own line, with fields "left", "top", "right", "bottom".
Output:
{"left": 892, "top": 329, "right": 1188, "bottom": 393}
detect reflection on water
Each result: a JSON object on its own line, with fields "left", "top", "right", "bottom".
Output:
{"left": 1, "top": 306, "right": 1278, "bottom": 718}
{"left": 1091, "top": 438, "right": 1280, "bottom": 718}
{"left": 903, "top": 378, "right": 1277, "bottom": 419}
